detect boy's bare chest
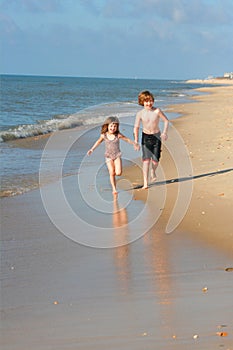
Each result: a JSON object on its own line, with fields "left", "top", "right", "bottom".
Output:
{"left": 141, "top": 110, "right": 159, "bottom": 123}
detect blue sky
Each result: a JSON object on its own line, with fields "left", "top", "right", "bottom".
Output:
{"left": 1, "top": 0, "right": 233, "bottom": 79}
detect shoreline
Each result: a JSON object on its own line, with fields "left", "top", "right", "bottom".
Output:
{"left": 2, "top": 77, "right": 229, "bottom": 199}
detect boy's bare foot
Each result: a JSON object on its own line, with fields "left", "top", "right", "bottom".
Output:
{"left": 150, "top": 170, "right": 157, "bottom": 183}
{"left": 150, "top": 176, "right": 157, "bottom": 183}
{"left": 112, "top": 190, "right": 118, "bottom": 195}
{"left": 142, "top": 186, "right": 148, "bottom": 190}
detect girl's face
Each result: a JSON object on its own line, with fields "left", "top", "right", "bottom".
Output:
{"left": 144, "top": 98, "right": 154, "bottom": 110}
{"left": 108, "top": 122, "right": 118, "bottom": 134}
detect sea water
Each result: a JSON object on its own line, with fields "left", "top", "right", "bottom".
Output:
{"left": 0, "top": 75, "right": 208, "bottom": 197}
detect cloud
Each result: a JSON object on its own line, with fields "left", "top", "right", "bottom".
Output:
{"left": 0, "top": 13, "right": 23, "bottom": 45}
{"left": 1, "top": 0, "right": 232, "bottom": 78}
{"left": 79, "top": 0, "right": 233, "bottom": 26}
{"left": 0, "top": 0, "right": 65, "bottom": 13}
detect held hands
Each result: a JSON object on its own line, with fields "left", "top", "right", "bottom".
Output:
{"left": 134, "top": 142, "right": 140, "bottom": 151}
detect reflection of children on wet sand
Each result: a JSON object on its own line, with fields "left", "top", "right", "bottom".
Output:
{"left": 87, "top": 116, "right": 139, "bottom": 194}
{"left": 134, "top": 90, "right": 169, "bottom": 189}
{"left": 112, "top": 196, "right": 130, "bottom": 283}
{"left": 112, "top": 196, "right": 128, "bottom": 228}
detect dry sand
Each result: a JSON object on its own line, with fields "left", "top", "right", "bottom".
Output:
{"left": 1, "top": 83, "right": 233, "bottom": 349}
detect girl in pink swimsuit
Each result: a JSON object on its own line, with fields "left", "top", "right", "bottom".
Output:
{"left": 87, "top": 116, "right": 139, "bottom": 194}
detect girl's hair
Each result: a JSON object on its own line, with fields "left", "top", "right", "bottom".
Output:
{"left": 101, "top": 116, "right": 120, "bottom": 134}
{"left": 138, "top": 90, "right": 154, "bottom": 106}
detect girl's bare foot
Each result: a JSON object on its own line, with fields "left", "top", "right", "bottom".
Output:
{"left": 142, "top": 185, "right": 148, "bottom": 190}
{"left": 112, "top": 190, "right": 118, "bottom": 195}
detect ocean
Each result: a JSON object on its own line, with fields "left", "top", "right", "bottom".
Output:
{"left": 0, "top": 75, "right": 208, "bottom": 197}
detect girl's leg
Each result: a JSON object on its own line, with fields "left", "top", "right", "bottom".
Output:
{"left": 106, "top": 159, "right": 117, "bottom": 194}
{"left": 142, "top": 160, "right": 150, "bottom": 189}
{"left": 114, "top": 157, "right": 122, "bottom": 176}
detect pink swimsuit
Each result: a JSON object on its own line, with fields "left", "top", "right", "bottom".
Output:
{"left": 104, "top": 133, "right": 121, "bottom": 160}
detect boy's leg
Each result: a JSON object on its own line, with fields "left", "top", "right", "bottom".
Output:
{"left": 151, "top": 135, "right": 161, "bottom": 182}
{"left": 141, "top": 142, "right": 151, "bottom": 189}
{"left": 150, "top": 136, "right": 161, "bottom": 182}
{"left": 106, "top": 159, "right": 117, "bottom": 194}
{"left": 142, "top": 160, "right": 150, "bottom": 189}
{"left": 151, "top": 160, "right": 158, "bottom": 182}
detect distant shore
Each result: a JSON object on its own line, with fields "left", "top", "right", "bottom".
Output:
{"left": 186, "top": 77, "right": 233, "bottom": 85}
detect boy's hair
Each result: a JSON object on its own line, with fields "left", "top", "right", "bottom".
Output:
{"left": 138, "top": 90, "right": 154, "bottom": 106}
{"left": 101, "top": 116, "right": 120, "bottom": 134}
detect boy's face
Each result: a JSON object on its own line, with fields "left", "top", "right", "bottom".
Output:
{"left": 143, "top": 98, "right": 154, "bottom": 110}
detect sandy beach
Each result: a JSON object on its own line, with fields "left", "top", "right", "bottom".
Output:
{"left": 1, "top": 82, "right": 233, "bottom": 349}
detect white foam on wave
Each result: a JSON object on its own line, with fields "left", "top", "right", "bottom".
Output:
{"left": 0, "top": 102, "right": 140, "bottom": 142}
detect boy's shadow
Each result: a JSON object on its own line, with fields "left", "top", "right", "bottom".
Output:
{"left": 132, "top": 167, "right": 233, "bottom": 189}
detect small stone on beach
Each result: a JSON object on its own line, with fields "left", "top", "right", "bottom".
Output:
{"left": 216, "top": 332, "right": 228, "bottom": 337}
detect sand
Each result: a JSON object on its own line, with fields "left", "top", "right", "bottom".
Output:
{"left": 1, "top": 83, "right": 233, "bottom": 349}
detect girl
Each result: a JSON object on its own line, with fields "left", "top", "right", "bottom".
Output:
{"left": 87, "top": 116, "right": 139, "bottom": 194}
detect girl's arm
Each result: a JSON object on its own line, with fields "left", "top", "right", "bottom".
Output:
{"left": 87, "top": 134, "right": 104, "bottom": 155}
{"left": 118, "top": 133, "right": 140, "bottom": 151}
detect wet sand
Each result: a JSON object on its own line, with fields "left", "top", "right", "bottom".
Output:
{"left": 1, "top": 83, "right": 233, "bottom": 349}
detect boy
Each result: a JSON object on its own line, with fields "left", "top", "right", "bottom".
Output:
{"left": 133, "top": 90, "right": 169, "bottom": 189}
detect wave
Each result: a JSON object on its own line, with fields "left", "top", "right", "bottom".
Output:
{"left": 0, "top": 102, "right": 140, "bottom": 142}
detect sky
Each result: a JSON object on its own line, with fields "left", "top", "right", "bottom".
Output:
{"left": 0, "top": 0, "right": 233, "bottom": 79}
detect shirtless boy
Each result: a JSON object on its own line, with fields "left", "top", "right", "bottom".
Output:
{"left": 134, "top": 90, "right": 169, "bottom": 189}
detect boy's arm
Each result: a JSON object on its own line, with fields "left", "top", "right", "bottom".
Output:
{"left": 133, "top": 112, "right": 141, "bottom": 144}
{"left": 87, "top": 135, "right": 104, "bottom": 155}
{"left": 158, "top": 109, "right": 169, "bottom": 140}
